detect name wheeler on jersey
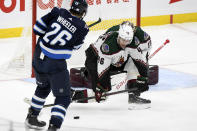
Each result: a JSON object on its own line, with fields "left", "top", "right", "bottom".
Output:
{"left": 33, "top": 7, "right": 89, "bottom": 59}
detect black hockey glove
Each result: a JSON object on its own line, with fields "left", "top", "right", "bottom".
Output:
{"left": 94, "top": 83, "right": 108, "bottom": 103}
{"left": 136, "top": 75, "right": 149, "bottom": 93}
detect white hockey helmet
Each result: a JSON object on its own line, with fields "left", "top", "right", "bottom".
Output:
{"left": 118, "top": 21, "right": 134, "bottom": 42}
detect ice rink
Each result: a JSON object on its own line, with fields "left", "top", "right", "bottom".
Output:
{"left": 0, "top": 22, "right": 197, "bottom": 131}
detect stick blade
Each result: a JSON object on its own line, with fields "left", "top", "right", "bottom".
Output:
{"left": 88, "top": 18, "right": 102, "bottom": 28}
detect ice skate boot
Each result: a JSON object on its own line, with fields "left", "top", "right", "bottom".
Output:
{"left": 25, "top": 108, "right": 46, "bottom": 130}
{"left": 128, "top": 93, "right": 151, "bottom": 110}
{"left": 48, "top": 124, "right": 59, "bottom": 131}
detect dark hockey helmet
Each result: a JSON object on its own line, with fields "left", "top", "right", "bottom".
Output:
{"left": 70, "top": 0, "right": 88, "bottom": 18}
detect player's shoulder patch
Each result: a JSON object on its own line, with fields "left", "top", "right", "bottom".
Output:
{"left": 134, "top": 36, "right": 140, "bottom": 46}
{"left": 101, "top": 33, "right": 122, "bottom": 55}
{"left": 101, "top": 43, "right": 109, "bottom": 53}
{"left": 144, "top": 32, "right": 149, "bottom": 41}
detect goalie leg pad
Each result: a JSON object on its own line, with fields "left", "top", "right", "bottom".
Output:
{"left": 70, "top": 67, "right": 93, "bottom": 89}
{"left": 148, "top": 65, "right": 159, "bottom": 85}
{"left": 70, "top": 67, "right": 86, "bottom": 87}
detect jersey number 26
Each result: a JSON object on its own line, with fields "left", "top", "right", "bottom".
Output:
{"left": 43, "top": 23, "right": 72, "bottom": 46}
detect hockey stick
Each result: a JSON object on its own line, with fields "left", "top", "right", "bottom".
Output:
{"left": 148, "top": 39, "right": 170, "bottom": 59}
{"left": 88, "top": 18, "right": 101, "bottom": 28}
{"left": 24, "top": 87, "right": 137, "bottom": 108}
{"left": 73, "top": 87, "right": 137, "bottom": 103}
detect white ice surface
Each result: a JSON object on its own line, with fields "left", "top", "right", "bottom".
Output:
{"left": 0, "top": 22, "right": 197, "bottom": 131}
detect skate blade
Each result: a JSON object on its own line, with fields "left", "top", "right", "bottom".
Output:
{"left": 25, "top": 120, "right": 45, "bottom": 130}
{"left": 128, "top": 103, "right": 151, "bottom": 110}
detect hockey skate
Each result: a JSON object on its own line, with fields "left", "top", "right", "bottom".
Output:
{"left": 128, "top": 93, "right": 151, "bottom": 110}
{"left": 48, "top": 124, "right": 59, "bottom": 131}
{"left": 25, "top": 108, "right": 46, "bottom": 130}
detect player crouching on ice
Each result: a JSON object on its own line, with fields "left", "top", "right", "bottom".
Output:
{"left": 71, "top": 21, "right": 154, "bottom": 109}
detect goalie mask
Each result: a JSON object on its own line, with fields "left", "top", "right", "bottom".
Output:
{"left": 117, "top": 21, "right": 134, "bottom": 48}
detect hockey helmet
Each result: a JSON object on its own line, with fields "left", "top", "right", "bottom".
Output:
{"left": 118, "top": 21, "right": 134, "bottom": 44}
{"left": 70, "top": 0, "right": 88, "bottom": 18}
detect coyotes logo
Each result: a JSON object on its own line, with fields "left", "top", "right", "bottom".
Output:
{"left": 114, "top": 56, "right": 125, "bottom": 67}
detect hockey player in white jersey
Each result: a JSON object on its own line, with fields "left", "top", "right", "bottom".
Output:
{"left": 84, "top": 21, "right": 152, "bottom": 107}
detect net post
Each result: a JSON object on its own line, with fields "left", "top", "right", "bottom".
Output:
{"left": 31, "top": 0, "right": 37, "bottom": 77}
{"left": 136, "top": 0, "right": 141, "bottom": 26}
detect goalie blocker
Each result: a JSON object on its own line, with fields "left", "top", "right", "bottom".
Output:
{"left": 70, "top": 65, "right": 158, "bottom": 103}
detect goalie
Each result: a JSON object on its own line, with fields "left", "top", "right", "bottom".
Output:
{"left": 71, "top": 21, "right": 157, "bottom": 107}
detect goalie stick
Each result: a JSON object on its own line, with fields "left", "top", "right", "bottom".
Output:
{"left": 148, "top": 39, "right": 170, "bottom": 59}
{"left": 24, "top": 87, "right": 137, "bottom": 108}
{"left": 88, "top": 18, "right": 101, "bottom": 28}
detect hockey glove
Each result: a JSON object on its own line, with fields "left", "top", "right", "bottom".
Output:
{"left": 136, "top": 75, "right": 149, "bottom": 93}
{"left": 94, "top": 83, "right": 108, "bottom": 103}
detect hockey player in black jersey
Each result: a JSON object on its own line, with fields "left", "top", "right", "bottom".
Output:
{"left": 25, "top": 0, "right": 89, "bottom": 130}
{"left": 84, "top": 21, "right": 151, "bottom": 108}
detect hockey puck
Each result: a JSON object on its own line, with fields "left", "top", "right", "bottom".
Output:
{"left": 73, "top": 116, "right": 80, "bottom": 119}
